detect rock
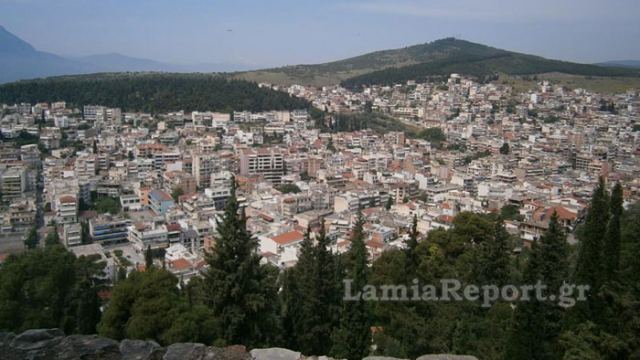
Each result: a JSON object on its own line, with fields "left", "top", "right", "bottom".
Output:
{"left": 204, "top": 345, "right": 251, "bottom": 360}
{"left": 363, "top": 357, "right": 408, "bottom": 360}
{"left": 416, "top": 355, "right": 479, "bottom": 360}
{"left": 9, "top": 328, "right": 64, "bottom": 351}
{"left": 163, "top": 342, "right": 207, "bottom": 360}
{"left": 250, "top": 347, "right": 302, "bottom": 360}
{"left": 50, "top": 334, "right": 121, "bottom": 360}
{"left": 120, "top": 339, "right": 165, "bottom": 360}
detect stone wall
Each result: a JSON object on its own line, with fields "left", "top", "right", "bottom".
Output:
{"left": 0, "top": 329, "right": 478, "bottom": 360}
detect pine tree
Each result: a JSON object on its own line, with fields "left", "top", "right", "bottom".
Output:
{"left": 331, "top": 212, "right": 371, "bottom": 360}
{"left": 204, "top": 179, "right": 278, "bottom": 347}
{"left": 505, "top": 211, "right": 568, "bottom": 360}
{"left": 603, "top": 182, "right": 622, "bottom": 282}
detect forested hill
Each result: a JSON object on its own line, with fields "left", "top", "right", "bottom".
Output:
{"left": 341, "top": 48, "right": 640, "bottom": 89}
{"left": 0, "top": 73, "right": 310, "bottom": 113}
{"left": 236, "top": 37, "right": 640, "bottom": 87}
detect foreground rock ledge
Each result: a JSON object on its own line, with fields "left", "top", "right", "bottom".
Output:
{"left": 0, "top": 329, "right": 479, "bottom": 360}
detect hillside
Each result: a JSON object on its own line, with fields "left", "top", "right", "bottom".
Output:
{"left": 0, "top": 73, "right": 309, "bottom": 113}
{"left": 341, "top": 48, "right": 640, "bottom": 89}
{"left": 235, "top": 38, "right": 640, "bottom": 87}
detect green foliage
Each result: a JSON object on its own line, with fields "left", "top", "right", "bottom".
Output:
{"left": 171, "top": 186, "right": 185, "bottom": 201}
{"left": 203, "top": 181, "right": 279, "bottom": 347}
{"left": 94, "top": 196, "right": 121, "bottom": 215}
{"left": 0, "top": 245, "right": 104, "bottom": 334}
{"left": 24, "top": 226, "right": 38, "bottom": 249}
{"left": 280, "top": 225, "right": 342, "bottom": 355}
{"left": 98, "top": 268, "right": 217, "bottom": 345}
{"left": 331, "top": 213, "right": 372, "bottom": 360}
{"left": 505, "top": 212, "right": 569, "bottom": 359}
{"left": 276, "top": 184, "right": 301, "bottom": 194}
{"left": 573, "top": 177, "right": 609, "bottom": 322}
{"left": 416, "top": 127, "right": 446, "bottom": 147}
{"left": 331, "top": 112, "right": 416, "bottom": 134}
{"left": 500, "top": 204, "right": 524, "bottom": 221}
{"left": 499, "top": 142, "right": 510, "bottom": 155}
{"left": 341, "top": 47, "right": 639, "bottom": 89}
{"left": 603, "top": 183, "right": 623, "bottom": 281}
{"left": 0, "top": 73, "right": 310, "bottom": 114}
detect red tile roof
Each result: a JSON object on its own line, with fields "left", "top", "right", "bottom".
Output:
{"left": 271, "top": 230, "right": 304, "bottom": 245}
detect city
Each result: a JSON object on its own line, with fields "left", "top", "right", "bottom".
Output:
{"left": 0, "top": 1, "right": 639, "bottom": 359}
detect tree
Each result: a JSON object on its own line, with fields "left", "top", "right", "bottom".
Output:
{"left": 499, "top": 142, "right": 510, "bottom": 155}
{"left": 98, "top": 268, "right": 216, "bottom": 345}
{"left": 171, "top": 186, "right": 184, "bottom": 202}
{"left": 603, "top": 182, "right": 623, "bottom": 281}
{"left": 203, "top": 179, "right": 279, "bottom": 347}
{"left": 145, "top": 245, "right": 154, "bottom": 270}
{"left": 276, "top": 184, "right": 301, "bottom": 194}
{"left": 45, "top": 226, "right": 60, "bottom": 247}
{"left": 282, "top": 223, "right": 341, "bottom": 355}
{"left": 405, "top": 215, "right": 419, "bottom": 273}
{"left": 500, "top": 204, "right": 524, "bottom": 221}
{"left": 95, "top": 196, "right": 121, "bottom": 215}
{"left": 326, "top": 137, "right": 336, "bottom": 152}
{"left": 476, "top": 216, "right": 511, "bottom": 286}
{"left": 331, "top": 212, "right": 372, "bottom": 360}
{"left": 573, "top": 177, "right": 609, "bottom": 321}
{"left": 505, "top": 211, "right": 568, "bottom": 359}
{"left": 385, "top": 196, "right": 393, "bottom": 210}
{"left": 24, "top": 226, "right": 38, "bottom": 249}
{"left": 0, "top": 245, "right": 104, "bottom": 334}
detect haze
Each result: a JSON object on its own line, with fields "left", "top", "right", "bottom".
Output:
{"left": 1, "top": 0, "right": 639, "bottom": 68}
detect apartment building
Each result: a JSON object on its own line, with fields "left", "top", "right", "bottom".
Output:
{"left": 239, "top": 148, "right": 286, "bottom": 184}
{"left": 89, "top": 216, "right": 131, "bottom": 245}
{"left": 55, "top": 194, "right": 78, "bottom": 224}
{"left": 0, "top": 168, "right": 26, "bottom": 201}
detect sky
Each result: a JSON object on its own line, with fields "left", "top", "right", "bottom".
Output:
{"left": 1, "top": 0, "right": 639, "bottom": 68}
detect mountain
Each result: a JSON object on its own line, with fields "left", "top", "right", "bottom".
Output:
{"left": 0, "top": 26, "right": 253, "bottom": 83}
{"left": 236, "top": 38, "right": 640, "bottom": 87}
{"left": 597, "top": 60, "right": 640, "bottom": 69}
{"left": 0, "top": 26, "right": 97, "bottom": 83}
{"left": 74, "top": 53, "right": 176, "bottom": 72}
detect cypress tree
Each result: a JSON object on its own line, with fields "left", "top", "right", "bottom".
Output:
{"left": 603, "top": 182, "right": 623, "bottom": 282}
{"left": 505, "top": 211, "right": 568, "bottom": 359}
{"left": 203, "top": 179, "right": 277, "bottom": 347}
{"left": 477, "top": 216, "right": 511, "bottom": 286}
{"left": 574, "top": 177, "right": 609, "bottom": 321}
{"left": 405, "top": 215, "right": 419, "bottom": 274}
{"left": 145, "top": 245, "right": 153, "bottom": 269}
{"left": 331, "top": 212, "right": 371, "bottom": 360}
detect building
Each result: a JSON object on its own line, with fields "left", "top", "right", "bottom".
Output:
{"left": 63, "top": 223, "right": 82, "bottom": 247}
{"left": 149, "top": 189, "right": 175, "bottom": 215}
{"left": 239, "top": 148, "right": 286, "bottom": 184}
{"left": 89, "top": 216, "right": 131, "bottom": 245}
{"left": 0, "top": 168, "right": 27, "bottom": 201}
{"left": 129, "top": 222, "right": 169, "bottom": 251}
{"left": 55, "top": 194, "right": 78, "bottom": 224}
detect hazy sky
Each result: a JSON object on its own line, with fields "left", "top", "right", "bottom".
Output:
{"left": 1, "top": 0, "right": 638, "bottom": 68}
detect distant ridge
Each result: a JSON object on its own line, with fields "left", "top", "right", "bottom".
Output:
{"left": 237, "top": 38, "right": 640, "bottom": 87}
{"left": 596, "top": 60, "right": 640, "bottom": 69}
{"left": 0, "top": 26, "right": 253, "bottom": 83}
